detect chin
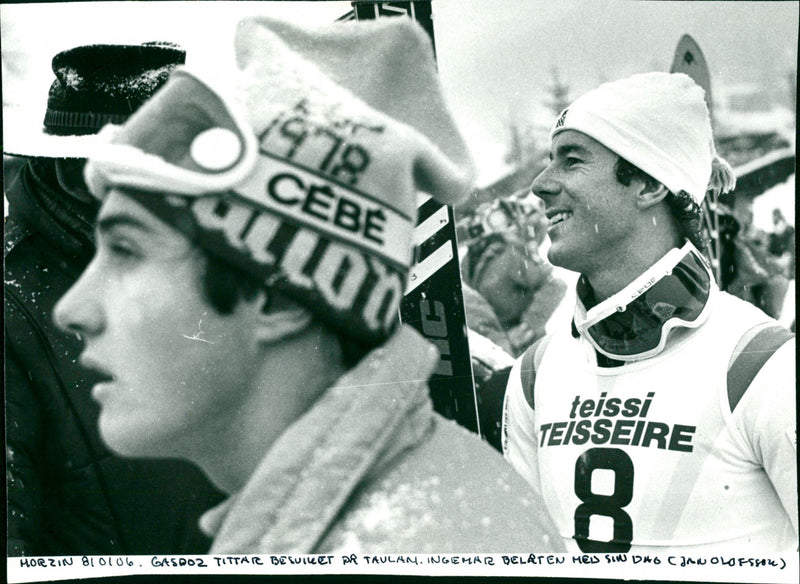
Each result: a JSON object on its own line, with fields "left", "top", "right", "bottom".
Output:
{"left": 99, "top": 417, "right": 161, "bottom": 459}
{"left": 546, "top": 240, "right": 585, "bottom": 273}
{"left": 546, "top": 243, "right": 571, "bottom": 270}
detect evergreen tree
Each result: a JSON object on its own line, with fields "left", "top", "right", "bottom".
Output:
{"left": 546, "top": 66, "right": 571, "bottom": 116}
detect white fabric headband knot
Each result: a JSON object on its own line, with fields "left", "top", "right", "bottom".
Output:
{"left": 552, "top": 72, "right": 735, "bottom": 204}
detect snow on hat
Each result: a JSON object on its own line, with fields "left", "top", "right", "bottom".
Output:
{"left": 3, "top": 43, "right": 186, "bottom": 158}
{"left": 551, "top": 71, "right": 735, "bottom": 204}
{"left": 84, "top": 16, "right": 475, "bottom": 345}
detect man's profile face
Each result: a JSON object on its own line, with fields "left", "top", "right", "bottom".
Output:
{"left": 530, "top": 130, "right": 638, "bottom": 275}
{"left": 54, "top": 190, "right": 260, "bottom": 460}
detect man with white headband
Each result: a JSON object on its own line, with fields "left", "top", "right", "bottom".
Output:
{"left": 53, "top": 16, "right": 562, "bottom": 553}
{"left": 502, "top": 72, "right": 796, "bottom": 553}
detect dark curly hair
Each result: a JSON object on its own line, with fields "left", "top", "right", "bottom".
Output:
{"left": 201, "top": 250, "right": 370, "bottom": 367}
{"left": 614, "top": 156, "right": 708, "bottom": 250}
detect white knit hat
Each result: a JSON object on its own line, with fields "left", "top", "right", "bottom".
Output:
{"left": 84, "top": 16, "right": 475, "bottom": 345}
{"left": 551, "top": 72, "right": 735, "bottom": 204}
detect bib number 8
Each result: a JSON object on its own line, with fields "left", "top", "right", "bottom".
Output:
{"left": 573, "top": 447, "right": 634, "bottom": 552}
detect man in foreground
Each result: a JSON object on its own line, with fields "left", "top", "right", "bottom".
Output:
{"left": 54, "top": 16, "right": 562, "bottom": 553}
{"left": 503, "top": 72, "right": 797, "bottom": 553}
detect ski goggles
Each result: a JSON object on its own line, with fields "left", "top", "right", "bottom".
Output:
{"left": 574, "top": 241, "right": 715, "bottom": 361}
{"left": 84, "top": 68, "right": 259, "bottom": 201}
{"left": 464, "top": 199, "right": 538, "bottom": 244}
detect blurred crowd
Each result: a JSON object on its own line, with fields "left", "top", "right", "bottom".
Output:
{"left": 458, "top": 192, "right": 566, "bottom": 358}
{"left": 455, "top": 192, "right": 570, "bottom": 449}
{"left": 724, "top": 205, "right": 795, "bottom": 330}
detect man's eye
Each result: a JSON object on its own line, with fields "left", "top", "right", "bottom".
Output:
{"left": 564, "top": 157, "right": 581, "bottom": 167}
{"left": 106, "top": 239, "right": 140, "bottom": 260}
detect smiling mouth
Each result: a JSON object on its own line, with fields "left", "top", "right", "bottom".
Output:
{"left": 548, "top": 211, "right": 573, "bottom": 227}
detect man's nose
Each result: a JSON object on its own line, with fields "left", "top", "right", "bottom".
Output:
{"left": 530, "top": 164, "right": 559, "bottom": 200}
{"left": 53, "top": 263, "right": 104, "bottom": 340}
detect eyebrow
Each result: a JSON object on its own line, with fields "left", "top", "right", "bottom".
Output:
{"left": 553, "top": 143, "right": 592, "bottom": 159}
{"left": 96, "top": 214, "right": 155, "bottom": 237}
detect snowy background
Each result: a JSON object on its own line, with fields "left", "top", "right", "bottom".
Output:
{"left": 2, "top": 0, "right": 796, "bottom": 229}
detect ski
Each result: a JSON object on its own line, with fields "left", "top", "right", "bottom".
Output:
{"left": 670, "top": 34, "right": 724, "bottom": 284}
{"left": 340, "top": 1, "right": 480, "bottom": 434}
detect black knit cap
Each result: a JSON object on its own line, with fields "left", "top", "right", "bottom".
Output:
{"left": 43, "top": 42, "right": 186, "bottom": 136}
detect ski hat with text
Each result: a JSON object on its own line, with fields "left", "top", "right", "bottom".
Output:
{"left": 84, "top": 16, "right": 475, "bottom": 345}
{"left": 550, "top": 72, "right": 736, "bottom": 204}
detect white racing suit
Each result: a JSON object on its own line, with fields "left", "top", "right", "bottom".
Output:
{"left": 503, "top": 286, "right": 797, "bottom": 554}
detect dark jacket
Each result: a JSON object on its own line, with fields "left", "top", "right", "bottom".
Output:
{"left": 5, "top": 161, "right": 223, "bottom": 556}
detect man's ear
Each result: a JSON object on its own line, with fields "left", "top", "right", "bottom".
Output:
{"left": 251, "top": 290, "right": 313, "bottom": 344}
{"left": 634, "top": 178, "right": 670, "bottom": 210}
